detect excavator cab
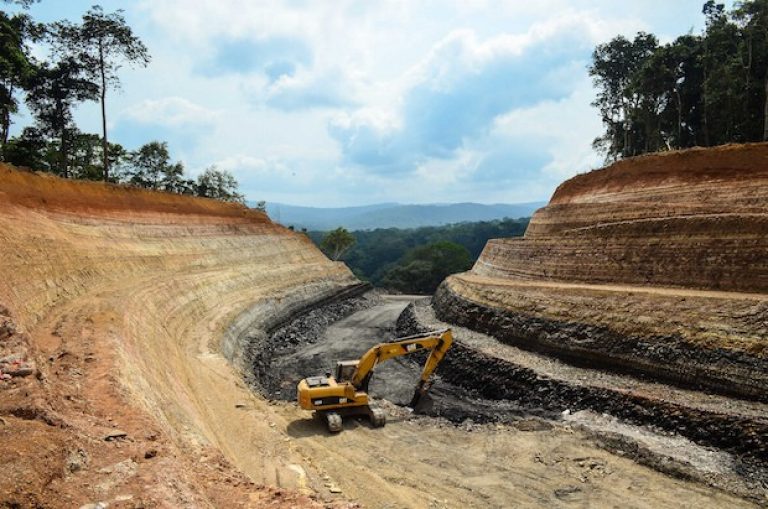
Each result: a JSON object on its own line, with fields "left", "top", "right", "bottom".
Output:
{"left": 297, "top": 329, "right": 453, "bottom": 433}
{"left": 335, "top": 360, "right": 358, "bottom": 382}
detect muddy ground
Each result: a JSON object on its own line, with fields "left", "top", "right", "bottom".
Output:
{"left": 248, "top": 293, "right": 766, "bottom": 508}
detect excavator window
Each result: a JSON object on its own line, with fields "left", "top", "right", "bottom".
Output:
{"left": 306, "top": 376, "right": 330, "bottom": 388}
{"left": 335, "top": 360, "right": 358, "bottom": 382}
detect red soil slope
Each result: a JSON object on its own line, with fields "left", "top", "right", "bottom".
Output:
{"left": 0, "top": 165, "right": 358, "bottom": 508}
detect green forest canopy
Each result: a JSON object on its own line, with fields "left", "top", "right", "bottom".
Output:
{"left": 591, "top": 0, "right": 768, "bottom": 161}
{"left": 310, "top": 217, "right": 529, "bottom": 293}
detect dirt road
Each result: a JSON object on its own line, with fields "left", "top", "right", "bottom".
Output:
{"left": 263, "top": 296, "right": 756, "bottom": 508}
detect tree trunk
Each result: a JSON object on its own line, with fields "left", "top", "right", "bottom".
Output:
{"left": 60, "top": 129, "right": 68, "bottom": 179}
{"left": 99, "top": 41, "right": 109, "bottom": 181}
{"left": 1, "top": 84, "right": 13, "bottom": 149}
{"left": 673, "top": 87, "right": 682, "bottom": 148}
{"left": 623, "top": 104, "right": 630, "bottom": 157}
{"left": 703, "top": 63, "right": 710, "bottom": 146}
{"left": 746, "top": 37, "right": 752, "bottom": 138}
{"left": 1, "top": 108, "right": 8, "bottom": 148}
{"left": 764, "top": 74, "right": 768, "bottom": 141}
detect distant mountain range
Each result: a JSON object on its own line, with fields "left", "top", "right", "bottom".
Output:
{"left": 252, "top": 201, "right": 546, "bottom": 231}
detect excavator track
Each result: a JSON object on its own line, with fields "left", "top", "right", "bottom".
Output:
{"left": 369, "top": 406, "right": 386, "bottom": 428}
{"left": 325, "top": 412, "right": 343, "bottom": 433}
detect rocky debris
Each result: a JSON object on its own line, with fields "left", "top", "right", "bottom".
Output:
{"left": 247, "top": 290, "right": 382, "bottom": 400}
{"left": 0, "top": 309, "right": 37, "bottom": 384}
{"left": 96, "top": 459, "right": 138, "bottom": 495}
{"left": 0, "top": 310, "right": 17, "bottom": 339}
{"left": 433, "top": 280, "right": 768, "bottom": 403}
{"left": 396, "top": 301, "right": 768, "bottom": 478}
{"left": 66, "top": 448, "right": 89, "bottom": 474}
{"left": 103, "top": 430, "right": 128, "bottom": 441}
{"left": 0, "top": 328, "right": 37, "bottom": 387}
{"left": 79, "top": 502, "right": 109, "bottom": 509}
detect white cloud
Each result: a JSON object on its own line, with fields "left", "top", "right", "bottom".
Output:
{"left": 215, "top": 154, "right": 291, "bottom": 176}
{"left": 264, "top": 68, "right": 362, "bottom": 111}
{"left": 328, "top": 15, "right": 607, "bottom": 175}
{"left": 78, "top": 0, "right": 712, "bottom": 205}
{"left": 121, "top": 97, "right": 219, "bottom": 128}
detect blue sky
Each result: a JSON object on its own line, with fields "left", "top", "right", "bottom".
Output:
{"left": 13, "top": 1, "right": 725, "bottom": 206}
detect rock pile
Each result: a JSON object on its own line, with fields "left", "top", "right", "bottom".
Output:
{"left": 0, "top": 307, "right": 36, "bottom": 383}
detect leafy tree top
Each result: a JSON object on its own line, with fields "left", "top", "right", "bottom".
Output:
{"left": 321, "top": 227, "right": 356, "bottom": 261}
{"left": 52, "top": 6, "right": 150, "bottom": 88}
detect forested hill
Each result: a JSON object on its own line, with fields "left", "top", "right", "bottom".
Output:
{"left": 262, "top": 201, "right": 544, "bottom": 230}
{"left": 308, "top": 217, "right": 530, "bottom": 291}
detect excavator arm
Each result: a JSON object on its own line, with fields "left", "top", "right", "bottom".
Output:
{"left": 350, "top": 329, "right": 453, "bottom": 407}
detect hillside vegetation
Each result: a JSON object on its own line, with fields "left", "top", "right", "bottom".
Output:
{"left": 309, "top": 217, "right": 529, "bottom": 292}
{"left": 591, "top": 0, "right": 768, "bottom": 159}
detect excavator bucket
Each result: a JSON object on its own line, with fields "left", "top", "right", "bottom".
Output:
{"left": 408, "top": 387, "right": 434, "bottom": 413}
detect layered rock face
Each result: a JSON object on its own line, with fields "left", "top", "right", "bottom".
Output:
{"left": 0, "top": 165, "right": 357, "bottom": 506}
{"left": 475, "top": 144, "right": 768, "bottom": 292}
{"left": 437, "top": 144, "right": 768, "bottom": 400}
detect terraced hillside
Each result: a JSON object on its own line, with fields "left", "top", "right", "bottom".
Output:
{"left": 0, "top": 164, "right": 358, "bottom": 507}
{"left": 438, "top": 143, "right": 768, "bottom": 401}
{"left": 2, "top": 148, "right": 766, "bottom": 508}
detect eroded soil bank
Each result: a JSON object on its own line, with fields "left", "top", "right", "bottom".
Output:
{"left": 248, "top": 291, "right": 767, "bottom": 506}
{"left": 435, "top": 277, "right": 768, "bottom": 403}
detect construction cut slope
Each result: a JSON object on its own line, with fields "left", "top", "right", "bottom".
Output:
{"left": 0, "top": 165, "right": 358, "bottom": 507}
{"left": 438, "top": 144, "right": 768, "bottom": 400}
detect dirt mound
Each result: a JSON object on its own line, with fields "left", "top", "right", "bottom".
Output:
{"left": 484, "top": 144, "right": 768, "bottom": 293}
{"left": 0, "top": 164, "right": 359, "bottom": 507}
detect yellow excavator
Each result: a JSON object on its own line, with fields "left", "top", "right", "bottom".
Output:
{"left": 297, "top": 329, "right": 453, "bottom": 432}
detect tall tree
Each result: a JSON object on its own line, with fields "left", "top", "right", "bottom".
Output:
{"left": 0, "top": 10, "right": 38, "bottom": 148}
{"left": 2, "top": 126, "right": 50, "bottom": 169}
{"left": 53, "top": 6, "right": 150, "bottom": 181}
{"left": 733, "top": 0, "right": 768, "bottom": 140}
{"left": 25, "top": 57, "right": 98, "bottom": 177}
{"left": 127, "top": 141, "right": 187, "bottom": 190}
{"left": 701, "top": 1, "right": 745, "bottom": 144}
{"left": 590, "top": 1, "right": 768, "bottom": 158}
{"left": 67, "top": 131, "right": 126, "bottom": 180}
{"left": 589, "top": 33, "right": 658, "bottom": 159}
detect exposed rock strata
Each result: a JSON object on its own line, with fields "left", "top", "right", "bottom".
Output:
{"left": 0, "top": 164, "right": 359, "bottom": 506}
{"left": 434, "top": 279, "right": 768, "bottom": 401}
{"left": 397, "top": 303, "right": 768, "bottom": 467}
{"left": 440, "top": 144, "right": 768, "bottom": 401}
